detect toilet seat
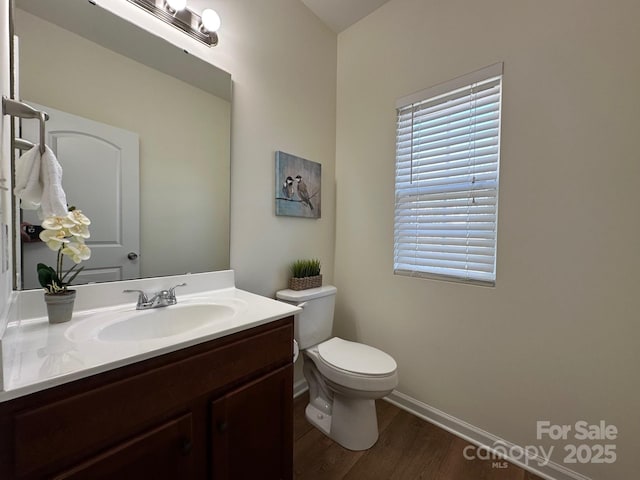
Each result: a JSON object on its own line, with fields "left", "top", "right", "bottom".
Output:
{"left": 304, "top": 342, "right": 398, "bottom": 394}
{"left": 318, "top": 337, "right": 397, "bottom": 376}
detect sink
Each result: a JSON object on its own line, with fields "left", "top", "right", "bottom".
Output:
{"left": 66, "top": 301, "right": 240, "bottom": 343}
{"left": 98, "top": 304, "right": 235, "bottom": 342}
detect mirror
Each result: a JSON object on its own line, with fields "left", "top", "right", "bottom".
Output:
{"left": 12, "top": 0, "right": 231, "bottom": 290}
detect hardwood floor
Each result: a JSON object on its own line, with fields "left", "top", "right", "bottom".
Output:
{"left": 294, "top": 394, "right": 544, "bottom": 480}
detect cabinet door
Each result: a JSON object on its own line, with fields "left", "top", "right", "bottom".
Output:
{"left": 211, "top": 364, "right": 293, "bottom": 480}
{"left": 53, "top": 413, "right": 194, "bottom": 480}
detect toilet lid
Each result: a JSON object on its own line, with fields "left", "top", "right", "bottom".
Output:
{"left": 317, "top": 337, "right": 397, "bottom": 376}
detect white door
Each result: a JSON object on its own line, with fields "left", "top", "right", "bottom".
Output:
{"left": 20, "top": 102, "right": 140, "bottom": 289}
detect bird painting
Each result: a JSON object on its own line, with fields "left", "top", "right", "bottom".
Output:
{"left": 282, "top": 176, "right": 294, "bottom": 198}
{"left": 275, "top": 151, "right": 321, "bottom": 218}
{"left": 295, "top": 175, "right": 313, "bottom": 210}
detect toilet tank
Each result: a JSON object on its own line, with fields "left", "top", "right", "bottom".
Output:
{"left": 276, "top": 285, "right": 337, "bottom": 349}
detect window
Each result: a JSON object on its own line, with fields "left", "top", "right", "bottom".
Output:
{"left": 394, "top": 64, "right": 503, "bottom": 286}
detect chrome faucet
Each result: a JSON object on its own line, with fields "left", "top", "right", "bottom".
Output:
{"left": 123, "top": 283, "right": 187, "bottom": 310}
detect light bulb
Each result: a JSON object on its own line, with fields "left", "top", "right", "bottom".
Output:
{"left": 165, "top": 0, "right": 187, "bottom": 11}
{"left": 201, "top": 8, "right": 221, "bottom": 32}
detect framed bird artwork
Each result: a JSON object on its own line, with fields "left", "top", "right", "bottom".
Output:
{"left": 275, "top": 151, "right": 321, "bottom": 218}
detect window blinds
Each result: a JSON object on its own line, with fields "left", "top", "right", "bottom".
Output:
{"left": 394, "top": 64, "right": 502, "bottom": 285}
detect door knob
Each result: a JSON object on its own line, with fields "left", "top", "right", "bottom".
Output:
{"left": 127, "top": 252, "right": 139, "bottom": 260}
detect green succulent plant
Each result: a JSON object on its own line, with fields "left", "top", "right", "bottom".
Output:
{"left": 291, "top": 259, "right": 321, "bottom": 278}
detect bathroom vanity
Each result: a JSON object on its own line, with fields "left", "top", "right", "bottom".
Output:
{"left": 0, "top": 272, "right": 299, "bottom": 479}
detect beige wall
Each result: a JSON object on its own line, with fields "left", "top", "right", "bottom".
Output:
{"left": 16, "top": 9, "right": 230, "bottom": 280}
{"left": 217, "top": 0, "right": 337, "bottom": 296}
{"left": 334, "top": 0, "right": 639, "bottom": 478}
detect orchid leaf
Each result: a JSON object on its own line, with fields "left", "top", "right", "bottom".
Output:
{"left": 37, "top": 263, "right": 59, "bottom": 290}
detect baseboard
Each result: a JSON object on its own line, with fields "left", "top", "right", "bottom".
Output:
{"left": 385, "top": 391, "right": 592, "bottom": 480}
{"left": 293, "top": 378, "right": 308, "bottom": 399}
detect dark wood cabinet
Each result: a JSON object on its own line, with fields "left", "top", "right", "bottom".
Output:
{"left": 211, "top": 365, "right": 293, "bottom": 480}
{"left": 0, "top": 317, "right": 294, "bottom": 480}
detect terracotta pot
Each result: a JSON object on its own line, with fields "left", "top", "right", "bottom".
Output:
{"left": 44, "top": 290, "right": 76, "bottom": 324}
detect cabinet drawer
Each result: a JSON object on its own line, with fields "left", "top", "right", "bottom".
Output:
{"left": 13, "top": 322, "right": 292, "bottom": 477}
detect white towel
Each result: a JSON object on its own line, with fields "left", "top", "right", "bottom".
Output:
{"left": 13, "top": 145, "right": 41, "bottom": 210}
{"left": 14, "top": 145, "right": 68, "bottom": 218}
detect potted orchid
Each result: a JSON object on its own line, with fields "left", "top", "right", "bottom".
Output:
{"left": 37, "top": 208, "right": 91, "bottom": 323}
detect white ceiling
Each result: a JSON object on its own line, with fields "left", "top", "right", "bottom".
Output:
{"left": 301, "top": 0, "right": 391, "bottom": 33}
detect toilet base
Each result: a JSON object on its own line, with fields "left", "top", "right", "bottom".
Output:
{"left": 305, "top": 403, "right": 331, "bottom": 436}
{"left": 306, "top": 395, "right": 379, "bottom": 451}
{"left": 331, "top": 395, "right": 379, "bottom": 451}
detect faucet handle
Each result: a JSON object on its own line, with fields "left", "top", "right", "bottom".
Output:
{"left": 123, "top": 289, "right": 149, "bottom": 307}
{"left": 168, "top": 282, "right": 187, "bottom": 297}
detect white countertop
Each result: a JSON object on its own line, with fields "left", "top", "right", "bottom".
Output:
{"left": 0, "top": 271, "right": 300, "bottom": 402}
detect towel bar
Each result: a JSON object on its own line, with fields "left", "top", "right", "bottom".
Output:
{"left": 14, "top": 137, "right": 35, "bottom": 151}
{"left": 2, "top": 97, "right": 49, "bottom": 154}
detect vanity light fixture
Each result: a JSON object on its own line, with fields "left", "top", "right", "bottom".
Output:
{"left": 126, "top": 0, "right": 220, "bottom": 47}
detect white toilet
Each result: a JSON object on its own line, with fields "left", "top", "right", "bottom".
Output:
{"left": 276, "top": 285, "right": 398, "bottom": 451}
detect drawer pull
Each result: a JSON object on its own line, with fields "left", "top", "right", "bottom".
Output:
{"left": 217, "top": 421, "right": 228, "bottom": 433}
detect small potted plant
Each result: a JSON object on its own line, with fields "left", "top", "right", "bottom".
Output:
{"left": 37, "top": 208, "right": 92, "bottom": 324}
{"left": 289, "top": 258, "right": 322, "bottom": 291}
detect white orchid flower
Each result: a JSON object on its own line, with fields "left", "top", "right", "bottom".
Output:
{"left": 61, "top": 242, "right": 91, "bottom": 264}
{"left": 67, "top": 210, "right": 91, "bottom": 226}
{"left": 37, "top": 208, "right": 92, "bottom": 294}
{"left": 39, "top": 229, "right": 70, "bottom": 251}
{"left": 41, "top": 215, "right": 75, "bottom": 230}
{"left": 68, "top": 223, "right": 90, "bottom": 239}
